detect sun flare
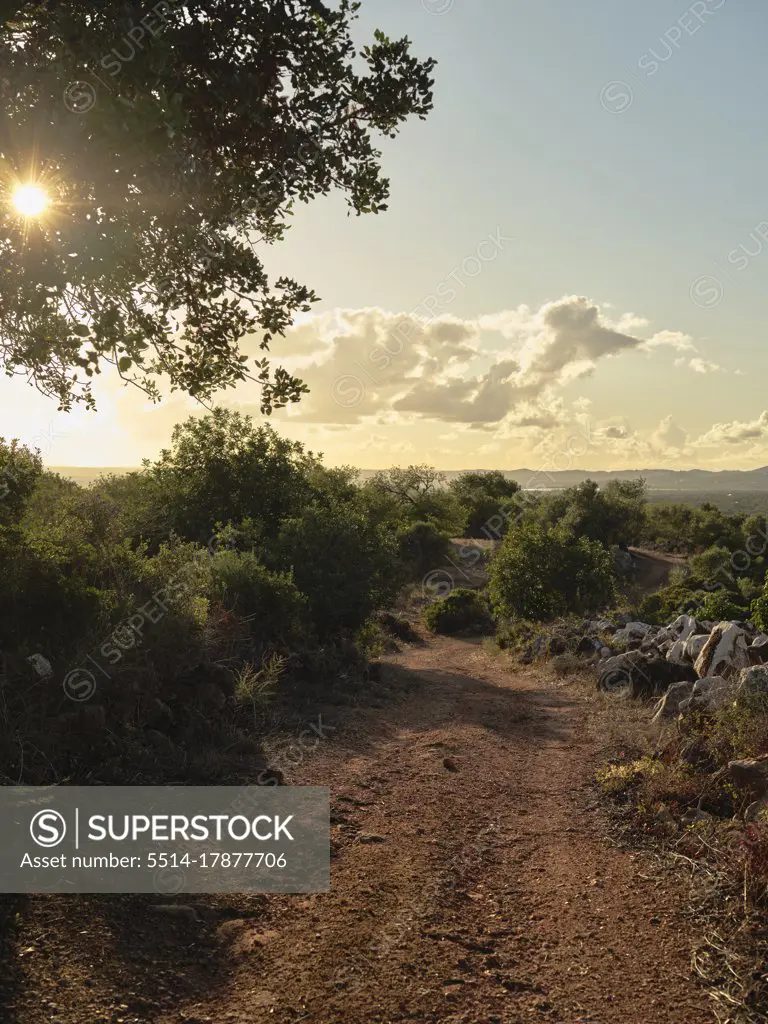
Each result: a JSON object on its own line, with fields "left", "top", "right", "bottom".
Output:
{"left": 11, "top": 183, "right": 49, "bottom": 218}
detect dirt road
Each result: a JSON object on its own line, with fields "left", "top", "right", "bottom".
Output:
{"left": 164, "top": 636, "right": 713, "bottom": 1024}
{"left": 3, "top": 635, "right": 714, "bottom": 1023}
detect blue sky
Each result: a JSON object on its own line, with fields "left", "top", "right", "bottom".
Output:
{"left": 3, "top": 0, "right": 767, "bottom": 469}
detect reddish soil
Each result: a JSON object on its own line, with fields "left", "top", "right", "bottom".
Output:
{"left": 2, "top": 636, "right": 714, "bottom": 1024}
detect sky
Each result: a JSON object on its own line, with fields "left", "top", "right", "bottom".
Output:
{"left": 3, "top": 0, "right": 768, "bottom": 472}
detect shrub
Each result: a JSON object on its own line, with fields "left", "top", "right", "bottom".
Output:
{"left": 0, "top": 541, "right": 117, "bottom": 656}
{"left": 753, "top": 588, "right": 768, "bottom": 633}
{"left": 449, "top": 471, "right": 521, "bottom": 539}
{"left": 371, "top": 610, "right": 420, "bottom": 643}
{"left": 0, "top": 438, "right": 42, "bottom": 536}
{"left": 424, "top": 588, "right": 492, "bottom": 635}
{"left": 638, "top": 582, "right": 709, "bottom": 625}
{"left": 496, "top": 619, "right": 539, "bottom": 652}
{"left": 275, "top": 498, "right": 400, "bottom": 638}
{"left": 210, "top": 550, "right": 307, "bottom": 648}
{"left": 689, "top": 545, "right": 734, "bottom": 584}
{"left": 145, "top": 408, "right": 317, "bottom": 545}
{"left": 396, "top": 520, "right": 452, "bottom": 579}
{"left": 535, "top": 479, "right": 646, "bottom": 548}
{"left": 489, "top": 522, "right": 615, "bottom": 622}
{"left": 697, "top": 590, "right": 748, "bottom": 623}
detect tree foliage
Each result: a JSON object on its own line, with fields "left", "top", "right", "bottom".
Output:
{"left": 449, "top": 470, "right": 521, "bottom": 538}
{"left": 424, "top": 587, "right": 491, "bottom": 636}
{"left": 534, "top": 479, "right": 647, "bottom": 548}
{"left": 489, "top": 520, "right": 615, "bottom": 622}
{"left": 642, "top": 500, "right": 745, "bottom": 554}
{"left": 365, "top": 465, "right": 464, "bottom": 535}
{"left": 0, "top": 1, "right": 435, "bottom": 410}
{"left": 143, "top": 407, "right": 317, "bottom": 544}
{"left": 0, "top": 436, "right": 42, "bottom": 535}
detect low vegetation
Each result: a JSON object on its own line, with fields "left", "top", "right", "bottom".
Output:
{"left": 6, "top": 419, "right": 768, "bottom": 1015}
{"left": 424, "top": 587, "right": 492, "bottom": 636}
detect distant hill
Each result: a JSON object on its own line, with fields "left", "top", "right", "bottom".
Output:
{"left": 500, "top": 467, "right": 768, "bottom": 493}
{"left": 50, "top": 464, "right": 768, "bottom": 494}
{"left": 359, "top": 467, "right": 768, "bottom": 493}
{"left": 50, "top": 466, "right": 139, "bottom": 487}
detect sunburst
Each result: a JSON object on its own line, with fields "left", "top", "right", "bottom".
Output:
{"left": 11, "top": 183, "right": 49, "bottom": 218}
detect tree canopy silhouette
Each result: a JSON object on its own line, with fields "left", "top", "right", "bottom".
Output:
{"left": 0, "top": 1, "right": 435, "bottom": 410}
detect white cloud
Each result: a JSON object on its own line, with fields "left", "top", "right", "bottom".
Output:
{"left": 652, "top": 415, "right": 688, "bottom": 451}
{"left": 689, "top": 358, "right": 723, "bottom": 374}
{"left": 695, "top": 411, "right": 768, "bottom": 446}
{"left": 641, "top": 329, "right": 696, "bottom": 352}
{"left": 267, "top": 296, "right": 704, "bottom": 428}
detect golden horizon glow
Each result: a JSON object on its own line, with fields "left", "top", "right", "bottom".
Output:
{"left": 11, "top": 183, "right": 49, "bottom": 218}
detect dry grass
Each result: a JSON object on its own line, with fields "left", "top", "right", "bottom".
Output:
{"left": 486, "top": 629, "right": 768, "bottom": 1019}
{"left": 580, "top": 687, "right": 768, "bottom": 1022}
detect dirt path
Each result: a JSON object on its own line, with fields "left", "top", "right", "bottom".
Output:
{"left": 629, "top": 547, "right": 688, "bottom": 591}
{"left": 163, "top": 636, "right": 713, "bottom": 1024}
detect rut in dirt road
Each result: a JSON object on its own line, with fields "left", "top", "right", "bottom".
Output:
{"left": 169, "top": 636, "right": 713, "bottom": 1024}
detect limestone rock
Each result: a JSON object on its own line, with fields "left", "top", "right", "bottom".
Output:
{"left": 650, "top": 680, "right": 696, "bottom": 723}
{"left": 684, "top": 634, "right": 709, "bottom": 663}
{"left": 597, "top": 649, "right": 690, "bottom": 699}
{"left": 669, "top": 615, "right": 702, "bottom": 642}
{"left": 679, "top": 675, "right": 731, "bottom": 713}
{"left": 694, "top": 622, "right": 750, "bottom": 680}
{"left": 665, "top": 640, "right": 688, "bottom": 666}
{"left": 749, "top": 636, "right": 768, "bottom": 666}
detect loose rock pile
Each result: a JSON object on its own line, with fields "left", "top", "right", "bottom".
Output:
{"left": 587, "top": 614, "right": 768, "bottom": 721}
{"left": 522, "top": 612, "right": 768, "bottom": 721}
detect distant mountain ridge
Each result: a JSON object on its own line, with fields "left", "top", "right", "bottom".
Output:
{"left": 50, "top": 465, "right": 768, "bottom": 493}
{"left": 481, "top": 467, "right": 768, "bottom": 493}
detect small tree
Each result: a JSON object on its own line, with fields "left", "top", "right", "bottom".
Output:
{"left": 275, "top": 498, "right": 400, "bottom": 638}
{"left": 449, "top": 470, "right": 521, "bottom": 539}
{"left": 536, "top": 478, "right": 646, "bottom": 549}
{"left": 0, "top": 438, "right": 42, "bottom": 527}
{"left": 144, "top": 408, "right": 317, "bottom": 544}
{"left": 365, "top": 465, "right": 464, "bottom": 535}
{"left": 489, "top": 521, "right": 615, "bottom": 622}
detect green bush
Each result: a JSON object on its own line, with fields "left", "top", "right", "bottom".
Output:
{"left": 489, "top": 522, "right": 615, "bottom": 622}
{"left": 449, "top": 471, "right": 521, "bottom": 538}
{"left": 697, "top": 589, "right": 748, "bottom": 623}
{"left": 534, "top": 479, "right": 646, "bottom": 548}
{"left": 638, "top": 582, "right": 708, "bottom": 625}
{"left": 424, "top": 588, "right": 492, "bottom": 635}
{"left": 144, "top": 408, "right": 317, "bottom": 545}
{"left": 642, "top": 501, "right": 747, "bottom": 555}
{"left": 396, "top": 520, "right": 452, "bottom": 579}
{"left": 275, "top": 498, "right": 399, "bottom": 638}
{"left": 210, "top": 550, "right": 307, "bottom": 647}
{"left": 752, "top": 595, "right": 768, "bottom": 633}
